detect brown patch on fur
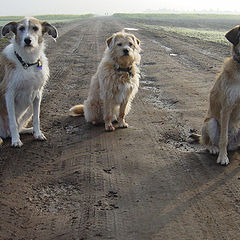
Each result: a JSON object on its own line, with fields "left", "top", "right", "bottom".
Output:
{"left": 29, "top": 18, "right": 44, "bottom": 44}
{"left": 69, "top": 105, "right": 84, "bottom": 116}
{"left": 14, "top": 19, "right": 26, "bottom": 46}
{"left": 29, "top": 17, "right": 42, "bottom": 27}
{"left": 0, "top": 53, "right": 16, "bottom": 116}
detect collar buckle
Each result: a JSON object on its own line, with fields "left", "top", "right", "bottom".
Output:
{"left": 22, "top": 62, "right": 29, "bottom": 69}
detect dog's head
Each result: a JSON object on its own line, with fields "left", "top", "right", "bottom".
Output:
{"left": 106, "top": 30, "right": 141, "bottom": 67}
{"left": 225, "top": 26, "right": 240, "bottom": 46}
{"left": 2, "top": 17, "right": 58, "bottom": 51}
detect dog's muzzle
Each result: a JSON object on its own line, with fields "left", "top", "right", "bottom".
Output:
{"left": 24, "top": 37, "right": 32, "bottom": 47}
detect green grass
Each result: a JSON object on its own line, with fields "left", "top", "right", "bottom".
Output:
{"left": 33, "top": 14, "right": 93, "bottom": 23}
{"left": 151, "top": 25, "right": 227, "bottom": 45}
{"left": 114, "top": 13, "right": 240, "bottom": 21}
{"left": 0, "top": 38, "right": 9, "bottom": 43}
{"left": 114, "top": 13, "right": 235, "bottom": 45}
{"left": 0, "top": 14, "right": 93, "bottom": 26}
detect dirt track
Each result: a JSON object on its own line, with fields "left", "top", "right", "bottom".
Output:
{"left": 1, "top": 16, "right": 240, "bottom": 240}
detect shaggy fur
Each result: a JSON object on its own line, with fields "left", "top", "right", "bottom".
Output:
{"left": 191, "top": 25, "right": 240, "bottom": 165}
{"left": 70, "top": 30, "right": 141, "bottom": 131}
{"left": 0, "top": 17, "right": 57, "bottom": 147}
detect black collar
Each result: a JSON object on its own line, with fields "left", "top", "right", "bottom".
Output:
{"left": 14, "top": 51, "right": 42, "bottom": 70}
{"left": 233, "top": 55, "right": 240, "bottom": 64}
{"left": 115, "top": 65, "right": 134, "bottom": 77}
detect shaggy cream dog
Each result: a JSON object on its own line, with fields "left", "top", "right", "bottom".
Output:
{"left": 70, "top": 30, "right": 141, "bottom": 131}
{"left": 191, "top": 25, "right": 240, "bottom": 165}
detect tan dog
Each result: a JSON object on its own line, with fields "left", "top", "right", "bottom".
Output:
{"left": 191, "top": 26, "right": 240, "bottom": 165}
{"left": 69, "top": 30, "right": 141, "bottom": 131}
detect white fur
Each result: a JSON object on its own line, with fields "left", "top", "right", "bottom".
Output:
{"left": 0, "top": 17, "right": 57, "bottom": 147}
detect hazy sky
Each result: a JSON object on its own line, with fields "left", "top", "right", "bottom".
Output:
{"left": 1, "top": 0, "right": 240, "bottom": 16}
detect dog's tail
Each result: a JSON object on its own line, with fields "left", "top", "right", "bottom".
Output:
{"left": 69, "top": 104, "right": 84, "bottom": 116}
{"left": 189, "top": 133, "right": 201, "bottom": 143}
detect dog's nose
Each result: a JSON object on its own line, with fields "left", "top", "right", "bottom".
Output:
{"left": 123, "top": 49, "right": 129, "bottom": 55}
{"left": 24, "top": 38, "right": 32, "bottom": 45}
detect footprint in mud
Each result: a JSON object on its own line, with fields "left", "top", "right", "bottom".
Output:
{"left": 160, "top": 127, "right": 204, "bottom": 152}
{"left": 94, "top": 191, "right": 119, "bottom": 211}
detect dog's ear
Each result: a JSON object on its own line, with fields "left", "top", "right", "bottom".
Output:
{"left": 135, "top": 37, "right": 140, "bottom": 46}
{"left": 106, "top": 36, "right": 114, "bottom": 47}
{"left": 130, "top": 35, "right": 140, "bottom": 46}
{"left": 41, "top": 22, "right": 58, "bottom": 39}
{"left": 107, "top": 33, "right": 117, "bottom": 48}
{"left": 2, "top": 21, "right": 18, "bottom": 36}
{"left": 225, "top": 26, "right": 240, "bottom": 46}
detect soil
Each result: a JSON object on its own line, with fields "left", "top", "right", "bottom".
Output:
{"left": 1, "top": 16, "right": 240, "bottom": 240}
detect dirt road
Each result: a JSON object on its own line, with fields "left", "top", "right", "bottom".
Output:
{"left": 1, "top": 16, "right": 240, "bottom": 240}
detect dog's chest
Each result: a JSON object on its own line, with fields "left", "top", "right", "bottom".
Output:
{"left": 10, "top": 65, "right": 48, "bottom": 105}
{"left": 226, "top": 84, "right": 240, "bottom": 105}
{"left": 14, "top": 64, "right": 47, "bottom": 88}
{"left": 115, "top": 81, "right": 134, "bottom": 104}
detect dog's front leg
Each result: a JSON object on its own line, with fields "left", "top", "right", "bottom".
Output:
{"left": 33, "top": 93, "right": 46, "bottom": 141}
{"left": 5, "top": 91, "right": 22, "bottom": 147}
{"left": 217, "top": 108, "right": 231, "bottom": 165}
{"left": 118, "top": 101, "right": 128, "bottom": 128}
{"left": 103, "top": 100, "right": 115, "bottom": 131}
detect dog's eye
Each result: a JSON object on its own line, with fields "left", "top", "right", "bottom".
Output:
{"left": 19, "top": 26, "right": 25, "bottom": 31}
{"left": 129, "top": 42, "right": 133, "bottom": 47}
{"left": 33, "top": 26, "right": 39, "bottom": 32}
{"left": 117, "top": 43, "right": 122, "bottom": 47}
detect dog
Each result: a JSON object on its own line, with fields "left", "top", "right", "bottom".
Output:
{"left": 0, "top": 17, "right": 57, "bottom": 147}
{"left": 69, "top": 30, "right": 141, "bottom": 131}
{"left": 191, "top": 25, "right": 240, "bottom": 165}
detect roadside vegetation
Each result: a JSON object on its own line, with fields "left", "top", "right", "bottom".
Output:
{"left": 0, "top": 14, "right": 93, "bottom": 26}
{"left": 114, "top": 13, "right": 240, "bottom": 21}
{"left": 114, "top": 13, "right": 240, "bottom": 45}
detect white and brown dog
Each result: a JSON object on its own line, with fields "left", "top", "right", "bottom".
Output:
{"left": 0, "top": 17, "right": 57, "bottom": 147}
{"left": 69, "top": 30, "right": 141, "bottom": 131}
{"left": 191, "top": 26, "right": 240, "bottom": 165}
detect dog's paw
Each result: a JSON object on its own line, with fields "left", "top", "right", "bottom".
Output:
{"left": 217, "top": 154, "right": 229, "bottom": 165}
{"left": 119, "top": 122, "right": 129, "bottom": 128}
{"left": 11, "top": 139, "right": 23, "bottom": 148}
{"left": 105, "top": 124, "right": 115, "bottom": 132}
{"left": 34, "top": 132, "right": 47, "bottom": 141}
{"left": 207, "top": 146, "right": 219, "bottom": 155}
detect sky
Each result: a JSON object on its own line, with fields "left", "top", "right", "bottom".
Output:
{"left": 1, "top": 0, "right": 240, "bottom": 16}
